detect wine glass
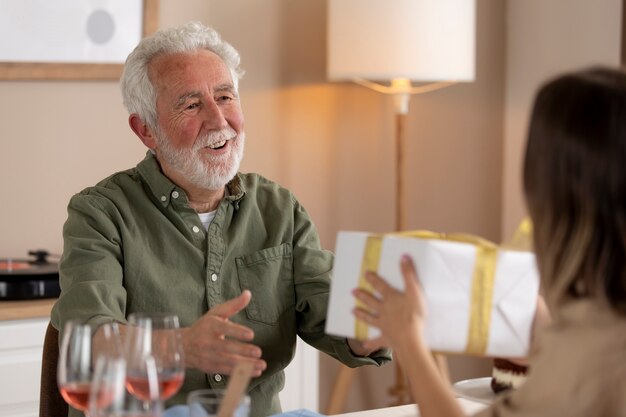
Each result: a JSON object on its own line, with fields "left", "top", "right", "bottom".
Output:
{"left": 57, "top": 320, "right": 122, "bottom": 415}
{"left": 89, "top": 355, "right": 163, "bottom": 417}
{"left": 125, "top": 313, "right": 185, "bottom": 403}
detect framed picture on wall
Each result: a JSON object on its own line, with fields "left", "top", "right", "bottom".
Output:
{"left": 0, "top": 0, "right": 158, "bottom": 80}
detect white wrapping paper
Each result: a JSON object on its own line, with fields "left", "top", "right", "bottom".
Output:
{"left": 326, "top": 231, "right": 540, "bottom": 357}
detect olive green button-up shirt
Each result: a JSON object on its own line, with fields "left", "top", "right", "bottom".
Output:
{"left": 52, "top": 152, "right": 389, "bottom": 417}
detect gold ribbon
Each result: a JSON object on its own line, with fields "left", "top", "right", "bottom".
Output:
{"left": 507, "top": 217, "right": 533, "bottom": 251}
{"left": 354, "top": 230, "right": 498, "bottom": 355}
{"left": 355, "top": 236, "right": 383, "bottom": 340}
{"left": 465, "top": 244, "right": 497, "bottom": 355}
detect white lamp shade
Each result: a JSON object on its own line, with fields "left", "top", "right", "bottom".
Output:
{"left": 327, "top": 0, "right": 476, "bottom": 82}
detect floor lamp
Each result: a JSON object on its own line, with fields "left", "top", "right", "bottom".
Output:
{"left": 325, "top": 0, "right": 476, "bottom": 412}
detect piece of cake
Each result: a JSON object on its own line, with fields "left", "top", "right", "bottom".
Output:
{"left": 490, "top": 358, "right": 528, "bottom": 393}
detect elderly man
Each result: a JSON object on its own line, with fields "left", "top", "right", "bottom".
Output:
{"left": 51, "top": 21, "right": 390, "bottom": 417}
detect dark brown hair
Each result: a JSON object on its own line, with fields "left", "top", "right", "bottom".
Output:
{"left": 523, "top": 67, "right": 626, "bottom": 313}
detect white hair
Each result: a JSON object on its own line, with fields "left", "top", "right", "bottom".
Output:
{"left": 120, "top": 21, "right": 244, "bottom": 129}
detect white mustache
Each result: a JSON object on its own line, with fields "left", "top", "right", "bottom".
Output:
{"left": 195, "top": 127, "right": 238, "bottom": 149}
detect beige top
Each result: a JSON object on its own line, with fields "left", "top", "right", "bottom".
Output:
{"left": 477, "top": 299, "right": 626, "bottom": 417}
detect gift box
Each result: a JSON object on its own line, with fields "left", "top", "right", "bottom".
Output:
{"left": 325, "top": 230, "right": 540, "bottom": 358}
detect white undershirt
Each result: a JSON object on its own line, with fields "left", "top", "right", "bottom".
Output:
{"left": 195, "top": 188, "right": 228, "bottom": 231}
{"left": 197, "top": 210, "right": 217, "bottom": 231}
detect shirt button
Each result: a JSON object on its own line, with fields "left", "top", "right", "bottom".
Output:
{"left": 171, "top": 191, "right": 180, "bottom": 199}
{"left": 211, "top": 273, "right": 218, "bottom": 282}
{"left": 192, "top": 226, "right": 200, "bottom": 233}
{"left": 160, "top": 196, "right": 167, "bottom": 202}
{"left": 214, "top": 374, "right": 222, "bottom": 382}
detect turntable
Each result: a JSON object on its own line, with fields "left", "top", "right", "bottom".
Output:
{"left": 0, "top": 250, "right": 61, "bottom": 300}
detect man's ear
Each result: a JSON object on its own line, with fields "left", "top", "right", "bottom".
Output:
{"left": 129, "top": 113, "right": 158, "bottom": 149}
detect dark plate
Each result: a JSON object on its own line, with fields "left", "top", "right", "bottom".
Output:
{"left": 0, "top": 256, "right": 60, "bottom": 300}
{"left": 0, "top": 259, "right": 58, "bottom": 276}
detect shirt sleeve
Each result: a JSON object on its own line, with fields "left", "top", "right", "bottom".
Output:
{"left": 290, "top": 196, "right": 392, "bottom": 368}
{"left": 51, "top": 191, "right": 128, "bottom": 334}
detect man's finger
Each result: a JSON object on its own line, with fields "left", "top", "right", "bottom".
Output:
{"left": 208, "top": 318, "right": 255, "bottom": 342}
{"left": 209, "top": 290, "right": 252, "bottom": 318}
{"left": 218, "top": 338, "right": 263, "bottom": 359}
{"left": 198, "top": 355, "right": 266, "bottom": 377}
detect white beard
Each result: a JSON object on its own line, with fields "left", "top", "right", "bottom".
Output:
{"left": 154, "top": 126, "right": 245, "bottom": 191}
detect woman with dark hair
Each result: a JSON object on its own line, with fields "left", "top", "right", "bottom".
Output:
{"left": 353, "top": 67, "right": 626, "bottom": 416}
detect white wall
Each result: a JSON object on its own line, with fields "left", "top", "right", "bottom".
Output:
{"left": 501, "top": 0, "right": 622, "bottom": 239}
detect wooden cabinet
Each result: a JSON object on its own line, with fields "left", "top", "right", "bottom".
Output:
{"left": 0, "top": 317, "right": 48, "bottom": 417}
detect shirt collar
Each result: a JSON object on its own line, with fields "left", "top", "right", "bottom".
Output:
{"left": 137, "top": 151, "right": 246, "bottom": 209}
{"left": 226, "top": 173, "right": 245, "bottom": 207}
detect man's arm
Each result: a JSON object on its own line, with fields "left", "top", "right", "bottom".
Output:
{"left": 51, "top": 192, "right": 128, "bottom": 334}
{"left": 290, "top": 196, "right": 391, "bottom": 366}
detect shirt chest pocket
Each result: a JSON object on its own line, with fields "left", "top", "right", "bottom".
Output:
{"left": 235, "top": 243, "right": 295, "bottom": 325}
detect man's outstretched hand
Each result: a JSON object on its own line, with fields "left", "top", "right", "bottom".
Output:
{"left": 181, "top": 290, "right": 267, "bottom": 377}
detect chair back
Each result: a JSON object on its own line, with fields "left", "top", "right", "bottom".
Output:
{"left": 39, "top": 322, "right": 68, "bottom": 417}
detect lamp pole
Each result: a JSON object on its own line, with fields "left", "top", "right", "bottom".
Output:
{"left": 395, "top": 111, "right": 406, "bottom": 233}
{"left": 389, "top": 87, "right": 410, "bottom": 406}
{"left": 326, "top": 0, "right": 475, "bottom": 409}
{"left": 388, "top": 86, "right": 452, "bottom": 406}
{"left": 391, "top": 80, "right": 411, "bottom": 233}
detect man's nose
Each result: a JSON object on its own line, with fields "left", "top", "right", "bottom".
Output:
{"left": 202, "top": 100, "right": 229, "bottom": 130}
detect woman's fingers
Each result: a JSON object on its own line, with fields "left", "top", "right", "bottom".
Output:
{"left": 352, "top": 287, "right": 382, "bottom": 311}
{"left": 360, "top": 336, "right": 386, "bottom": 351}
{"left": 400, "top": 255, "right": 420, "bottom": 291}
{"left": 364, "top": 270, "right": 394, "bottom": 296}
{"left": 353, "top": 305, "right": 377, "bottom": 324}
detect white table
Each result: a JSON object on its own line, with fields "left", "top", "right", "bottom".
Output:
{"left": 334, "top": 398, "right": 488, "bottom": 417}
{"left": 165, "top": 397, "right": 488, "bottom": 417}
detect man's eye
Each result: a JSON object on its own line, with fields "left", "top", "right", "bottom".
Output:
{"left": 186, "top": 103, "right": 200, "bottom": 110}
{"left": 218, "top": 95, "right": 234, "bottom": 102}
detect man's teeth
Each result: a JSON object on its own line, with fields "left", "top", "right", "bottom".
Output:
{"left": 208, "top": 140, "right": 226, "bottom": 149}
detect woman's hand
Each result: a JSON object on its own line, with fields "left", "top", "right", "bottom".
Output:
{"left": 352, "top": 255, "right": 426, "bottom": 353}
{"left": 352, "top": 255, "right": 465, "bottom": 417}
